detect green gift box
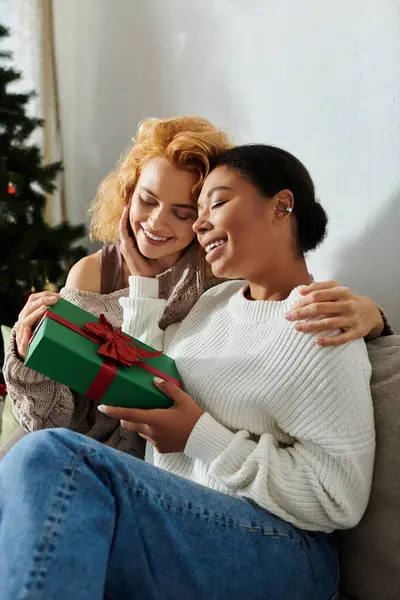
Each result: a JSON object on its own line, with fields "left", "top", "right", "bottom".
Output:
{"left": 24, "top": 298, "right": 180, "bottom": 409}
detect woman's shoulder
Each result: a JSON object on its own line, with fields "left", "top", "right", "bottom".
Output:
{"left": 65, "top": 252, "right": 101, "bottom": 292}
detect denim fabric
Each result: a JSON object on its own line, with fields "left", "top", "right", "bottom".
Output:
{"left": 0, "top": 429, "right": 338, "bottom": 599}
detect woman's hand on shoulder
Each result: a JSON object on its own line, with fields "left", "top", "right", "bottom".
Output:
{"left": 119, "top": 206, "right": 160, "bottom": 278}
{"left": 65, "top": 253, "right": 101, "bottom": 292}
{"left": 285, "top": 280, "right": 384, "bottom": 347}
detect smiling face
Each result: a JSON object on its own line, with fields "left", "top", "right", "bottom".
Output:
{"left": 194, "top": 166, "right": 290, "bottom": 281}
{"left": 129, "top": 157, "right": 198, "bottom": 265}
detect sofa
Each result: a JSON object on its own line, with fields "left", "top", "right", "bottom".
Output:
{"left": 1, "top": 334, "right": 399, "bottom": 599}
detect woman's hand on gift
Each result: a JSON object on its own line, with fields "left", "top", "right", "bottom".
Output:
{"left": 285, "top": 280, "right": 384, "bottom": 346}
{"left": 15, "top": 291, "right": 60, "bottom": 360}
{"left": 98, "top": 377, "right": 204, "bottom": 453}
{"left": 119, "top": 206, "right": 161, "bottom": 278}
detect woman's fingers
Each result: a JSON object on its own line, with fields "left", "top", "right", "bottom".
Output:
{"left": 287, "top": 301, "right": 350, "bottom": 321}
{"left": 22, "top": 304, "right": 48, "bottom": 328}
{"left": 295, "top": 286, "right": 350, "bottom": 307}
{"left": 317, "top": 331, "right": 355, "bottom": 347}
{"left": 119, "top": 206, "right": 130, "bottom": 241}
{"left": 16, "top": 325, "right": 34, "bottom": 360}
{"left": 119, "top": 207, "right": 141, "bottom": 264}
{"left": 18, "top": 327, "right": 32, "bottom": 360}
{"left": 299, "top": 280, "right": 339, "bottom": 295}
{"left": 17, "top": 297, "right": 57, "bottom": 330}
{"left": 120, "top": 420, "right": 151, "bottom": 436}
{"left": 291, "top": 280, "right": 380, "bottom": 346}
{"left": 18, "top": 293, "right": 59, "bottom": 324}
{"left": 118, "top": 206, "right": 161, "bottom": 278}
{"left": 16, "top": 295, "right": 58, "bottom": 359}
{"left": 27, "top": 295, "right": 58, "bottom": 314}
{"left": 25, "top": 291, "right": 60, "bottom": 306}
{"left": 18, "top": 304, "right": 47, "bottom": 348}
{"left": 295, "top": 317, "right": 348, "bottom": 334}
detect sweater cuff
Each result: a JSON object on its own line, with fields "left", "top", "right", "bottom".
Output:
{"left": 379, "top": 307, "right": 395, "bottom": 336}
{"left": 184, "top": 412, "right": 236, "bottom": 465}
{"left": 3, "top": 328, "right": 47, "bottom": 385}
{"left": 128, "top": 276, "right": 159, "bottom": 299}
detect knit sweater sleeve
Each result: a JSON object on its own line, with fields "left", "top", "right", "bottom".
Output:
{"left": 185, "top": 339, "right": 375, "bottom": 532}
{"left": 2, "top": 287, "right": 126, "bottom": 432}
{"left": 119, "top": 277, "right": 174, "bottom": 350}
{"left": 3, "top": 327, "right": 77, "bottom": 431}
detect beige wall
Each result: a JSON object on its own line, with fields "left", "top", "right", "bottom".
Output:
{"left": 53, "top": 0, "right": 400, "bottom": 328}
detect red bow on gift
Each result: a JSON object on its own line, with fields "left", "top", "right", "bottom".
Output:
{"left": 82, "top": 314, "right": 162, "bottom": 367}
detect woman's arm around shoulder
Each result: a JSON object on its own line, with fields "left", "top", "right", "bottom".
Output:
{"left": 286, "top": 281, "right": 395, "bottom": 344}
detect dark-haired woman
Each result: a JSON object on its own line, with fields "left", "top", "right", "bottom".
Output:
{"left": 4, "top": 116, "right": 385, "bottom": 451}
{"left": 0, "top": 145, "right": 375, "bottom": 600}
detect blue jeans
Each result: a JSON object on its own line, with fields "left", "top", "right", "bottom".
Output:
{"left": 0, "top": 429, "right": 338, "bottom": 600}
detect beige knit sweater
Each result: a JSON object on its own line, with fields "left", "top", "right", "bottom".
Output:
{"left": 2, "top": 244, "right": 221, "bottom": 456}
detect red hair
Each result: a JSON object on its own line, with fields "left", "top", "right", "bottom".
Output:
{"left": 89, "top": 116, "right": 231, "bottom": 242}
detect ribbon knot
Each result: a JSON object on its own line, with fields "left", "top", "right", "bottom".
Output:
{"left": 82, "top": 314, "right": 162, "bottom": 367}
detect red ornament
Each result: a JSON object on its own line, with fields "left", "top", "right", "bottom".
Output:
{"left": 7, "top": 182, "right": 16, "bottom": 195}
{"left": 0, "top": 383, "right": 7, "bottom": 399}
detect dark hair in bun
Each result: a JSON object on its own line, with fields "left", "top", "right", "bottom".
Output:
{"left": 210, "top": 144, "right": 328, "bottom": 253}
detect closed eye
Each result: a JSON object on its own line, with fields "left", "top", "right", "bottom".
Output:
{"left": 139, "top": 196, "right": 157, "bottom": 206}
{"left": 173, "top": 211, "right": 194, "bottom": 221}
{"left": 172, "top": 205, "right": 197, "bottom": 220}
{"left": 212, "top": 200, "right": 228, "bottom": 210}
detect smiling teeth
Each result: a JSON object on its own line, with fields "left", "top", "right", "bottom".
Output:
{"left": 205, "top": 239, "right": 226, "bottom": 253}
{"left": 144, "top": 230, "right": 168, "bottom": 242}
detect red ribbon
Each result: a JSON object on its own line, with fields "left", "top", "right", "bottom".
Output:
{"left": 82, "top": 314, "right": 162, "bottom": 367}
{"left": 40, "top": 311, "right": 181, "bottom": 402}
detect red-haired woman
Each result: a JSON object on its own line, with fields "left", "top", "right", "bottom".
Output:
{"left": 2, "top": 118, "right": 390, "bottom": 455}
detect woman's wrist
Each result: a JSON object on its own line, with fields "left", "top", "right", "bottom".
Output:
{"left": 364, "top": 299, "right": 384, "bottom": 340}
{"left": 184, "top": 412, "right": 235, "bottom": 464}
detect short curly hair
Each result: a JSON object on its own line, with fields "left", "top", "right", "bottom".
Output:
{"left": 89, "top": 116, "right": 231, "bottom": 242}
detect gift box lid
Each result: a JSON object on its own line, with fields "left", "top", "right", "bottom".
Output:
{"left": 25, "top": 298, "right": 180, "bottom": 409}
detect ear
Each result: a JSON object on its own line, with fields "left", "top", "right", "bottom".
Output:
{"left": 273, "top": 190, "right": 294, "bottom": 221}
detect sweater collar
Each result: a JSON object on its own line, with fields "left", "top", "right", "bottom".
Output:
{"left": 228, "top": 284, "right": 303, "bottom": 322}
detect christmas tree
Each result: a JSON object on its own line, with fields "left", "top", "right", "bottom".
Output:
{"left": 0, "top": 23, "right": 87, "bottom": 343}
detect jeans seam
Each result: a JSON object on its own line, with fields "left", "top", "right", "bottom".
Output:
{"left": 123, "top": 482, "right": 262, "bottom": 532}
{"left": 18, "top": 450, "right": 83, "bottom": 599}
{"left": 122, "top": 481, "right": 302, "bottom": 540}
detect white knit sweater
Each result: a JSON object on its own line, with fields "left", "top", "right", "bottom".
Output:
{"left": 120, "top": 278, "right": 375, "bottom": 533}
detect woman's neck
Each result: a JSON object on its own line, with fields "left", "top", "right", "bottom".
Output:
{"left": 122, "top": 245, "right": 192, "bottom": 286}
{"left": 247, "top": 257, "right": 312, "bottom": 301}
{"left": 148, "top": 244, "right": 193, "bottom": 274}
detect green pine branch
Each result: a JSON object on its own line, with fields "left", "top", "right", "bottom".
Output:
{"left": 0, "top": 21, "right": 88, "bottom": 337}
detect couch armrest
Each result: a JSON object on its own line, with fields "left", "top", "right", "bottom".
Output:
{"left": 0, "top": 426, "right": 28, "bottom": 460}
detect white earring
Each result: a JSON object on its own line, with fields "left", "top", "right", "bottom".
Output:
{"left": 285, "top": 207, "right": 293, "bottom": 213}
